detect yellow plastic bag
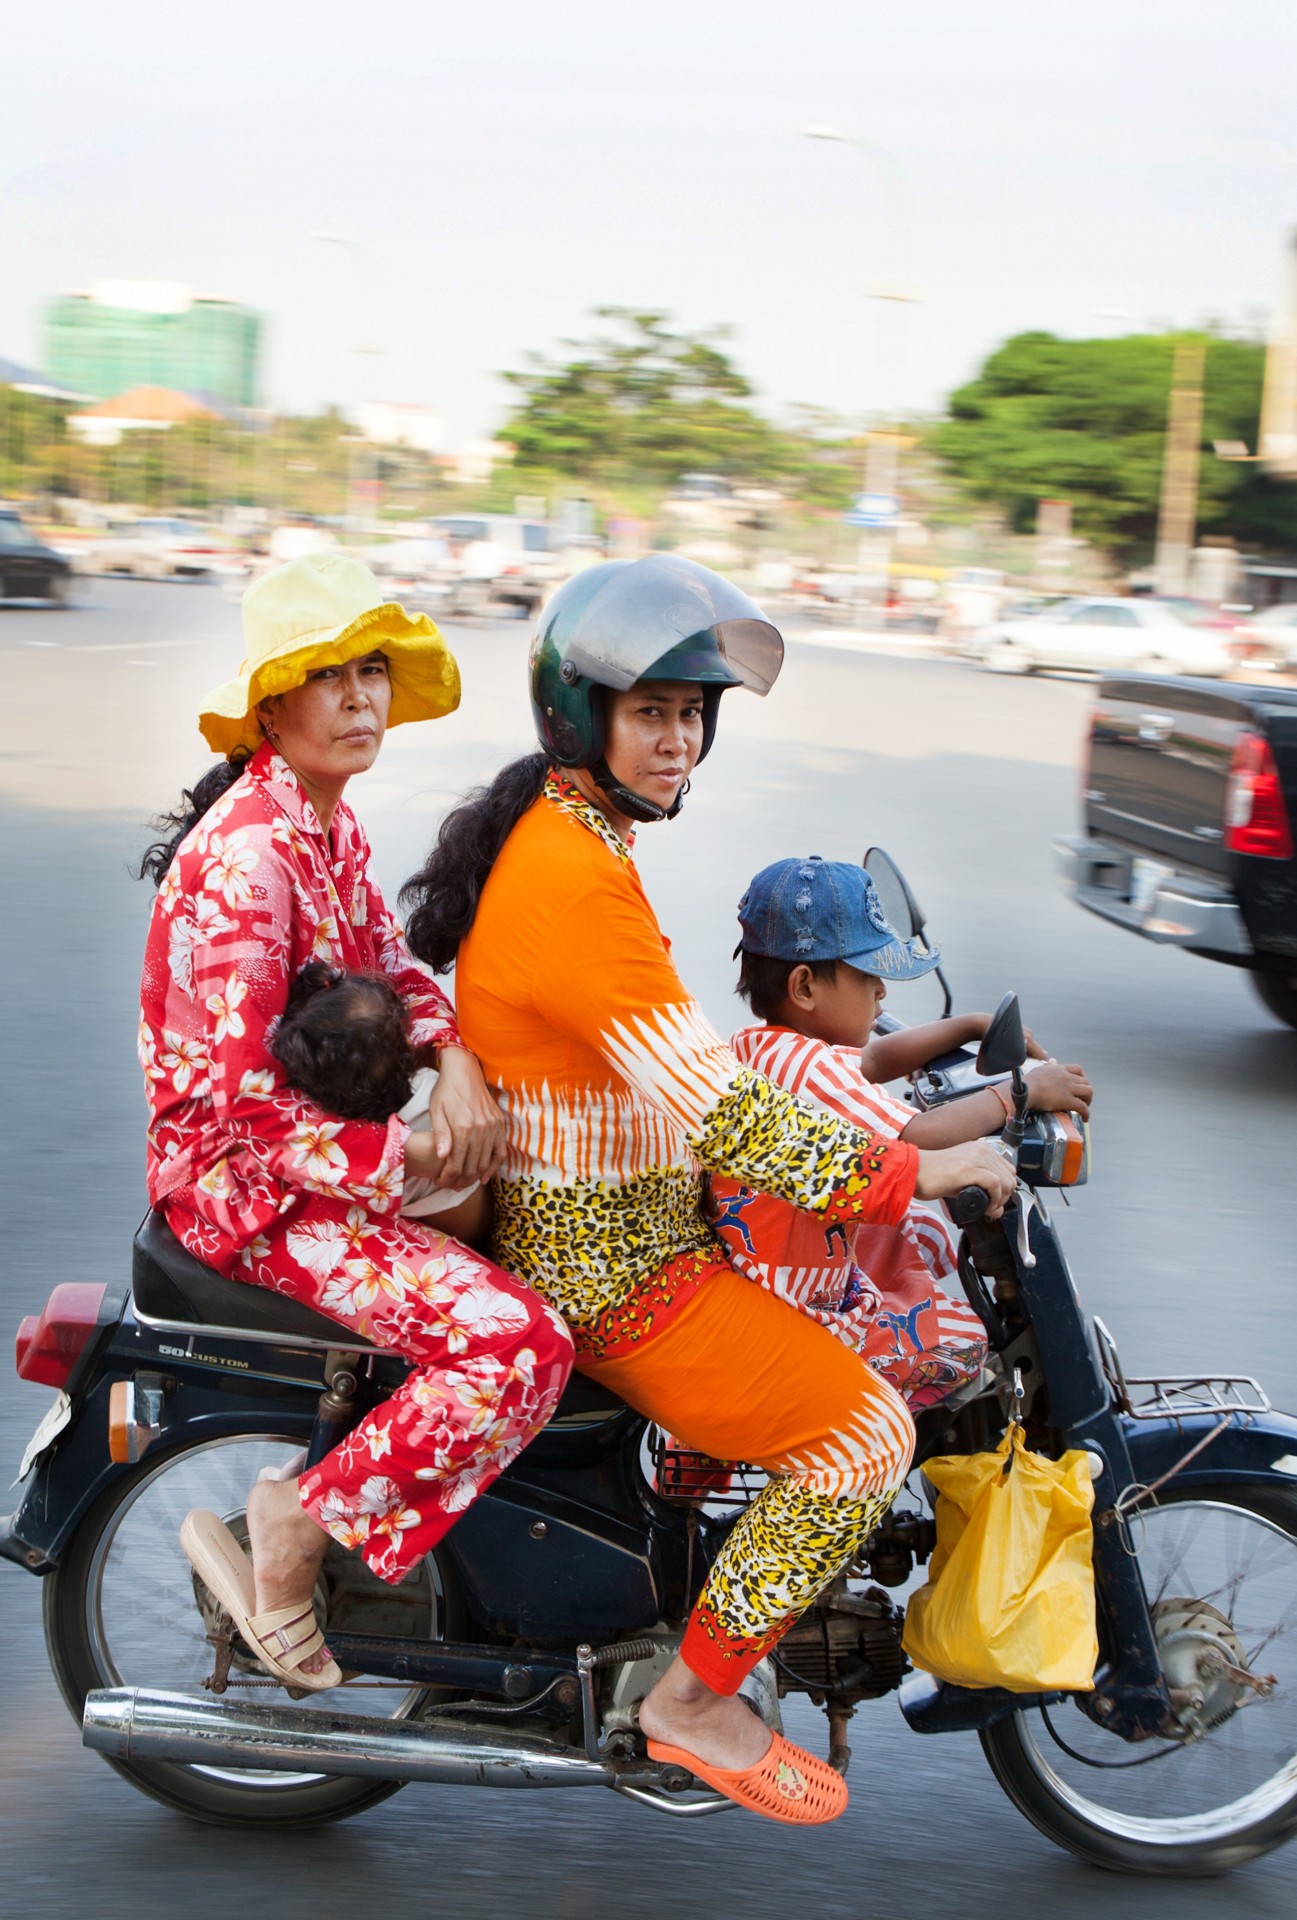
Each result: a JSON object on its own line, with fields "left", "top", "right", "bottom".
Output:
{"left": 902, "top": 1424, "right": 1098, "bottom": 1692}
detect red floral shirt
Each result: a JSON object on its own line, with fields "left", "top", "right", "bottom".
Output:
{"left": 138, "top": 743, "right": 459, "bottom": 1266}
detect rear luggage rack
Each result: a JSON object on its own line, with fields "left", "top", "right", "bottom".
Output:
{"left": 1094, "top": 1317, "right": 1271, "bottom": 1420}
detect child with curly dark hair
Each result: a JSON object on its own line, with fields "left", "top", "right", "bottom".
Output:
{"left": 271, "top": 961, "right": 485, "bottom": 1230}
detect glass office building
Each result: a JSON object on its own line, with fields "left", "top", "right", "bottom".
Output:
{"left": 44, "top": 283, "right": 262, "bottom": 407}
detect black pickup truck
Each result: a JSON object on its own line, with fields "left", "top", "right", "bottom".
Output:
{"left": 1055, "top": 675, "right": 1297, "bottom": 1029}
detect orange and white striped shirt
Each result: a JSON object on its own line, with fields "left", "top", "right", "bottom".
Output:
{"left": 710, "top": 1024, "right": 960, "bottom": 1345}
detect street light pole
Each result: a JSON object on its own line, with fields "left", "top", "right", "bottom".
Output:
{"left": 311, "top": 231, "right": 384, "bottom": 540}
{"left": 800, "top": 126, "right": 917, "bottom": 617}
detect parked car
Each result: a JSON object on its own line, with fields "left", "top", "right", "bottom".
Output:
{"left": 72, "top": 518, "right": 232, "bottom": 581}
{"left": 1056, "top": 673, "right": 1297, "bottom": 1028}
{"left": 0, "top": 510, "right": 73, "bottom": 605}
{"left": 434, "top": 515, "right": 564, "bottom": 615}
{"left": 1235, "top": 602, "right": 1297, "bottom": 670}
{"left": 969, "top": 596, "right": 1239, "bottom": 677}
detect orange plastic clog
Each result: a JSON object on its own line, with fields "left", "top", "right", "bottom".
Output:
{"left": 646, "top": 1730, "right": 849, "bottom": 1825}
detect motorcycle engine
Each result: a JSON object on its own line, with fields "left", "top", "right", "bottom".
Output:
{"left": 772, "top": 1584, "right": 907, "bottom": 1704}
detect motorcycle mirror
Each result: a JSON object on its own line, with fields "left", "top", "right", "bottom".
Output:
{"left": 863, "top": 846, "right": 954, "bottom": 1019}
{"left": 863, "top": 846, "right": 925, "bottom": 941}
{"left": 976, "top": 992, "right": 1028, "bottom": 1076}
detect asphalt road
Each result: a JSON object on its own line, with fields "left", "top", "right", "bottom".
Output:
{"left": 2, "top": 579, "right": 1295, "bottom": 1919}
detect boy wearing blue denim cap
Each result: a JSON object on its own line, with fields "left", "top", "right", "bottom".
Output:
{"left": 708, "top": 857, "right": 1091, "bottom": 1408}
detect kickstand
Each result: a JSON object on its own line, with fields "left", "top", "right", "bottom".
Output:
{"left": 203, "top": 1619, "right": 235, "bottom": 1695}
{"left": 827, "top": 1703, "right": 854, "bottom": 1777}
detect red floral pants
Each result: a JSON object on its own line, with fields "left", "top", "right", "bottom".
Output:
{"left": 171, "top": 1192, "right": 574, "bottom": 1583}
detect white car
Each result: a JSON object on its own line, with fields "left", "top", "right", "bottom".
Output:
{"left": 435, "top": 515, "right": 565, "bottom": 616}
{"left": 970, "top": 596, "right": 1237, "bottom": 677}
{"left": 73, "top": 518, "right": 233, "bottom": 580}
{"left": 1239, "top": 602, "right": 1297, "bottom": 668}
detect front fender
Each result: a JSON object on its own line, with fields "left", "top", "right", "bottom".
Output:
{"left": 1120, "top": 1405, "right": 1297, "bottom": 1504}
{"left": 1, "top": 1373, "right": 318, "bottom": 1575}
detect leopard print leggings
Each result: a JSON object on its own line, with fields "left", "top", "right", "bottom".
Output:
{"left": 577, "top": 1259, "right": 915, "bottom": 1694}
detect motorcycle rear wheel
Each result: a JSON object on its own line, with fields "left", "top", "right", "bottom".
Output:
{"left": 45, "top": 1431, "right": 465, "bottom": 1828}
{"left": 980, "top": 1487, "right": 1297, "bottom": 1875}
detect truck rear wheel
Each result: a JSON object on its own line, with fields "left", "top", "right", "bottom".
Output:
{"left": 1251, "top": 970, "right": 1297, "bottom": 1030}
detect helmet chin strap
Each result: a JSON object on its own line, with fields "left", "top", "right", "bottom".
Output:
{"left": 590, "top": 759, "right": 688, "bottom": 824}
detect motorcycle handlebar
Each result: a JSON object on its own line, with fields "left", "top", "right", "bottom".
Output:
{"left": 947, "top": 1185, "right": 992, "bottom": 1227}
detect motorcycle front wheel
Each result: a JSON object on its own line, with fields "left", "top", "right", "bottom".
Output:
{"left": 980, "top": 1488, "right": 1297, "bottom": 1875}
{"left": 45, "top": 1431, "right": 465, "bottom": 1828}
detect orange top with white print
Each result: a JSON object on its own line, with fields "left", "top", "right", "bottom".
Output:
{"left": 454, "top": 772, "right": 918, "bottom": 1341}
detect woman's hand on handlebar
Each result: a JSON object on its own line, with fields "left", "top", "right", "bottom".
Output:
{"left": 914, "top": 1140, "right": 1017, "bottom": 1219}
{"left": 1025, "top": 1060, "right": 1092, "bottom": 1121}
{"left": 414, "top": 1046, "right": 507, "bottom": 1188}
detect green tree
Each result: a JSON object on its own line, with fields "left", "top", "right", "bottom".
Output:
{"left": 932, "top": 331, "right": 1297, "bottom": 557}
{"left": 500, "top": 308, "right": 855, "bottom": 507}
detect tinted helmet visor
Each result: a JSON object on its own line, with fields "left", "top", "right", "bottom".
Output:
{"left": 556, "top": 554, "right": 784, "bottom": 695}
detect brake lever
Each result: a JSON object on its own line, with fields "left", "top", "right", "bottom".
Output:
{"left": 1013, "top": 1185, "right": 1037, "bottom": 1269}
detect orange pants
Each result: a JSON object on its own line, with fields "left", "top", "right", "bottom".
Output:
{"left": 579, "top": 1263, "right": 915, "bottom": 1693}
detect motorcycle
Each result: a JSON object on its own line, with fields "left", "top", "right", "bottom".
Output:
{"left": 5, "top": 850, "right": 1297, "bottom": 1875}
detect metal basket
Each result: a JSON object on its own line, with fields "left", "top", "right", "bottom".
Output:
{"left": 1094, "top": 1317, "right": 1271, "bottom": 1420}
{"left": 647, "top": 1427, "right": 767, "bottom": 1512}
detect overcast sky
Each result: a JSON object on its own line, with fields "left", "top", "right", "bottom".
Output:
{"left": 4, "top": 2, "right": 1296, "bottom": 444}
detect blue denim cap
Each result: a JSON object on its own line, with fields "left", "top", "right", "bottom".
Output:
{"left": 737, "top": 856, "right": 941, "bottom": 982}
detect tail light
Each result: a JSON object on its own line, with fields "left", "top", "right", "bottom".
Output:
{"left": 15, "top": 1283, "right": 107, "bottom": 1388}
{"left": 1225, "top": 731, "right": 1294, "bottom": 859}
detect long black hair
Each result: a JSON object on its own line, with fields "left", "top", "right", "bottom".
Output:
{"left": 137, "top": 748, "right": 254, "bottom": 887}
{"left": 401, "top": 752, "right": 549, "bottom": 973}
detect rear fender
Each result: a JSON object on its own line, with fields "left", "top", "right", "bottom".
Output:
{"left": 2, "top": 1372, "right": 318, "bottom": 1574}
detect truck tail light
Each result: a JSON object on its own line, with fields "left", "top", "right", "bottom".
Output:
{"left": 1224, "top": 731, "right": 1294, "bottom": 859}
{"left": 15, "top": 1284, "right": 107, "bottom": 1388}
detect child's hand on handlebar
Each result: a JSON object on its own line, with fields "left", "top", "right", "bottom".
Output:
{"left": 1025, "top": 1061, "right": 1092, "bottom": 1120}
{"left": 914, "top": 1140, "right": 1017, "bottom": 1219}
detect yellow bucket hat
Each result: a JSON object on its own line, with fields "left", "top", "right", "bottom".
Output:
{"left": 198, "top": 551, "right": 461, "bottom": 756}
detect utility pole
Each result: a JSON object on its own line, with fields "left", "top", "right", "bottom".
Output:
{"left": 1154, "top": 338, "right": 1205, "bottom": 598}
{"left": 1259, "top": 230, "right": 1297, "bottom": 477}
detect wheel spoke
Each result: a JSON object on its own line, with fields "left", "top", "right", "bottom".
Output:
{"left": 75, "top": 1434, "right": 442, "bottom": 1791}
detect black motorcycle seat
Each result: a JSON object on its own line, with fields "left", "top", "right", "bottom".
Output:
{"left": 129, "top": 1212, "right": 630, "bottom": 1419}
{"left": 132, "top": 1212, "right": 367, "bottom": 1343}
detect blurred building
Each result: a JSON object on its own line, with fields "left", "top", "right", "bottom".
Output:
{"left": 67, "top": 385, "right": 223, "bottom": 448}
{"left": 44, "top": 282, "right": 262, "bottom": 407}
{"left": 355, "top": 400, "right": 446, "bottom": 454}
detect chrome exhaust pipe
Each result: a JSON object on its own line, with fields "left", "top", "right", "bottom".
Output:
{"left": 83, "top": 1689, "right": 615, "bottom": 1789}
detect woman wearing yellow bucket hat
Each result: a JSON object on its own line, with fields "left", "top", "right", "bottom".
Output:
{"left": 137, "top": 554, "right": 573, "bottom": 1691}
